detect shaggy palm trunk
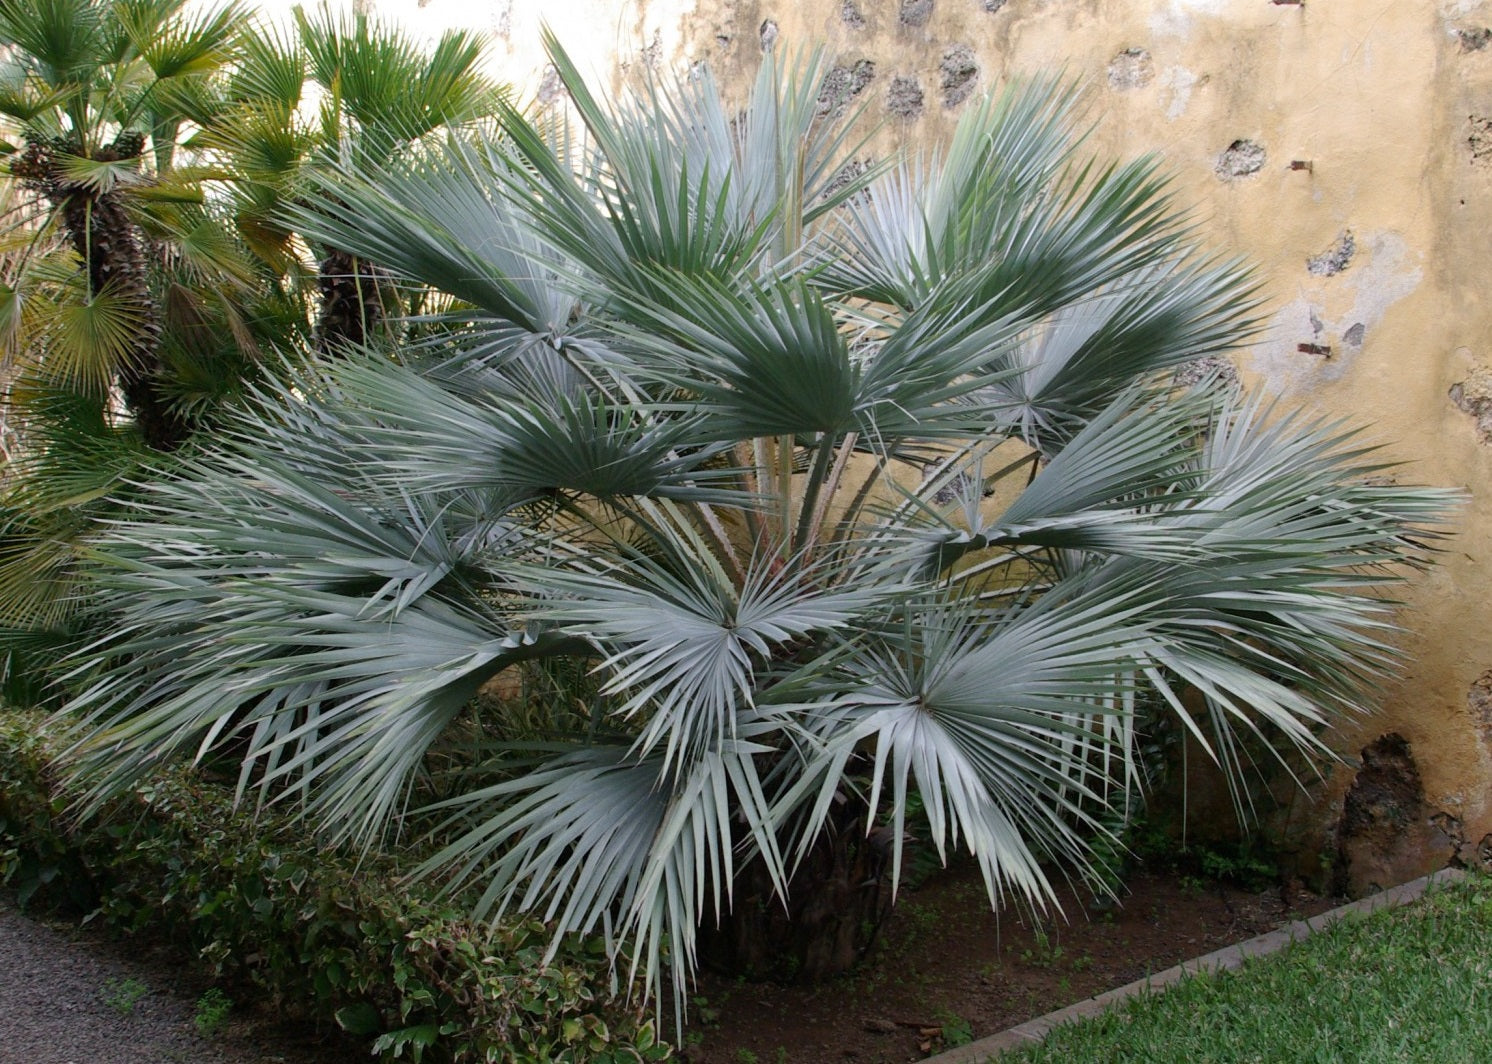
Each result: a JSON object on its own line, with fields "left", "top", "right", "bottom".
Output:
{"left": 697, "top": 790, "right": 896, "bottom": 983}
{"left": 316, "top": 248, "right": 392, "bottom": 353}
{"left": 14, "top": 134, "right": 187, "bottom": 451}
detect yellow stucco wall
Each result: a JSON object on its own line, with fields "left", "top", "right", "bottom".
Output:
{"left": 674, "top": 0, "right": 1492, "bottom": 882}
{"left": 288, "top": 0, "right": 1492, "bottom": 882}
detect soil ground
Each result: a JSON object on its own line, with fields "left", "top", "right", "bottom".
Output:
{"left": 680, "top": 862, "right": 1335, "bottom": 1064}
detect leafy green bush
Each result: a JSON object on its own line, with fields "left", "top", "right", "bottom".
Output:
{"left": 0, "top": 709, "right": 669, "bottom": 1063}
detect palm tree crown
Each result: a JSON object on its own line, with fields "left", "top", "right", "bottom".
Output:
{"left": 62, "top": 36, "right": 1454, "bottom": 1009}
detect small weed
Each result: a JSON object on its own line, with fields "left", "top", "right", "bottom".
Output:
{"left": 936, "top": 1009, "right": 974, "bottom": 1048}
{"left": 692, "top": 994, "right": 720, "bottom": 1027}
{"left": 733, "top": 1049, "right": 759, "bottom": 1064}
{"left": 193, "top": 989, "right": 232, "bottom": 1037}
{"left": 898, "top": 900, "right": 941, "bottom": 938}
{"left": 1196, "top": 846, "right": 1277, "bottom": 892}
{"left": 1020, "top": 928, "right": 1064, "bottom": 968}
{"left": 101, "top": 976, "right": 148, "bottom": 1016}
{"left": 773, "top": 1048, "right": 789, "bottom": 1064}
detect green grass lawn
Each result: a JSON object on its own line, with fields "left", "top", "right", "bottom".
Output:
{"left": 1002, "top": 871, "right": 1492, "bottom": 1064}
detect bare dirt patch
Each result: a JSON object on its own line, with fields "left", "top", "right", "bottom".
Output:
{"left": 680, "top": 864, "right": 1334, "bottom": 1064}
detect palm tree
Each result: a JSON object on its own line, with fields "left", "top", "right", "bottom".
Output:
{"left": 0, "top": 0, "right": 253, "bottom": 450}
{"left": 0, "top": 1, "right": 502, "bottom": 693}
{"left": 0, "top": 0, "right": 273, "bottom": 699}
{"left": 200, "top": 6, "right": 504, "bottom": 354}
{"left": 62, "top": 37, "right": 1453, "bottom": 1014}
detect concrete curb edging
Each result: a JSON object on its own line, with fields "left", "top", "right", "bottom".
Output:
{"left": 922, "top": 867, "right": 1467, "bottom": 1063}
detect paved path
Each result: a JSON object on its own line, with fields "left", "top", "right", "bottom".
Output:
{"left": 0, "top": 899, "right": 355, "bottom": 1064}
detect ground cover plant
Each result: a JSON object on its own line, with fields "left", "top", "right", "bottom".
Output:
{"left": 50, "top": 29, "right": 1454, "bottom": 1026}
{"left": 1002, "top": 871, "right": 1492, "bottom": 1063}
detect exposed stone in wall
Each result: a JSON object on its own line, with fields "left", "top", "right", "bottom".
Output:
{"left": 1449, "top": 365, "right": 1492, "bottom": 444}
{"left": 887, "top": 75, "right": 925, "bottom": 119}
{"left": 1215, "top": 139, "right": 1266, "bottom": 179}
{"left": 1107, "top": 47, "right": 1154, "bottom": 90}
{"left": 1343, "top": 322, "right": 1366, "bottom": 348}
{"left": 1307, "top": 231, "right": 1356, "bottom": 276}
{"left": 491, "top": 0, "right": 513, "bottom": 39}
{"left": 1335, "top": 734, "right": 1457, "bottom": 896}
{"left": 899, "top": 0, "right": 933, "bottom": 28}
{"left": 1172, "top": 355, "right": 1239, "bottom": 390}
{"left": 640, "top": 30, "right": 663, "bottom": 71}
{"left": 1480, "top": 834, "right": 1492, "bottom": 872}
{"left": 821, "top": 158, "right": 872, "bottom": 203}
{"left": 1469, "top": 115, "right": 1492, "bottom": 162}
{"left": 1459, "top": 27, "right": 1492, "bottom": 52}
{"left": 840, "top": 0, "right": 865, "bottom": 29}
{"left": 982, "top": 0, "right": 1008, "bottom": 12}
{"left": 759, "top": 19, "right": 778, "bottom": 52}
{"left": 939, "top": 45, "right": 979, "bottom": 108}
{"left": 536, "top": 63, "right": 563, "bottom": 106}
{"left": 818, "top": 59, "right": 876, "bottom": 117}
{"left": 1467, "top": 670, "right": 1492, "bottom": 746}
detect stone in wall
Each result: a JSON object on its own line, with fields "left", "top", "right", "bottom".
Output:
{"left": 1459, "top": 27, "right": 1492, "bottom": 52}
{"left": 1334, "top": 734, "right": 1459, "bottom": 896}
{"left": 1215, "top": 139, "right": 1266, "bottom": 179}
{"left": 1307, "top": 231, "right": 1356, "bottom": 276}
{"left": 940, "top": 45, "right": 979, "bottom": 108}
{"left": 1173, "top": 356, "right": 1239, "bottom": 390}
{"left": 887, "top": 75, "right": 925, "bottom": 119}
{"left": 1108, "top": 48, "right": 1155, "bottom": 90}
{"left": 1449, "top": 365, "right": 1492, "bottom": 444}
{"left": 536, "top": 64, "right": 563, "bottom": 106}
{"left": 759, "top": 19, "right": 778, "bottom": 52}
{"left": 1469, "top": 115, "right": 1492, "bottom": 162}
{"left": 818, "top": 60, "right": 876, "bottom": 117}
{"left": 821, "top": 158, "right": 872, "bottom": 203}
{"left": 899, "top": 0, "right": 933, "bottom": 28}
{"left": 840, "top": 1, "right": 865, "bottom": 29}
{"left": 1467, "top": 670, "right": 1492, "bottom": 746}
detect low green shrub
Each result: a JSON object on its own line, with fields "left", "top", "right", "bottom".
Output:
{"left": 0, "top": 709, "right": 670, "bottom": 1063}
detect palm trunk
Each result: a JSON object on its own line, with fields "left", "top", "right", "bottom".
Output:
{"left": 315, "top": 248, "right": 392, "bottom": 353}
{"left": 696, "top": 791, "right": 896, "bottom": 983}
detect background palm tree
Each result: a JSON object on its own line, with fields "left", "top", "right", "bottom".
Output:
{"left": 0, "top": 1, "right": 504, "bottom": 698}
{"left": 0, "top": 0, "right": 253, "bottom": 450}
{"left": 200, "top": 6, "right": 503, "bottom": 354}
{"left": 61, "top": 37, "right": 1454, "bottom": 1014}
{"left": 0, "top": 0, "right": 267, "bottom": 703}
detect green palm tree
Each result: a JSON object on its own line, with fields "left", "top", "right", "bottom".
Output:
{"left": 0, "top": 1, "right": 501, "bottom": 693}
{"left": 62, "top": 37, "right": 1454, "bottom": 1013}
{"left": 200, "top": 5, "right": 504, "bottom": 354}
{"left": 0, "top": 0, "right": 256, "bottom": 450}
{"left": 0, "top": 0, "right": 274, "bottom": 698}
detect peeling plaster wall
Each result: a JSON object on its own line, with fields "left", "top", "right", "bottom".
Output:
{"left": 670, "top": 0, "right": 1492, "bottom": 889}
{"left": 259, "top": 0, "right": 1492, "bottom": 887}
